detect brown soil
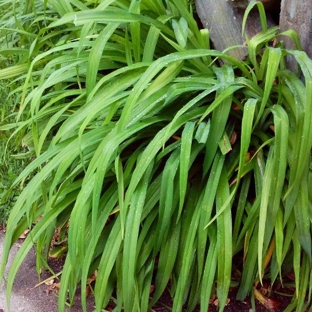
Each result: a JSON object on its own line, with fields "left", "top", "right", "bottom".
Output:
{"left": 101, "top": 282, "right": 295, "bottom": 312}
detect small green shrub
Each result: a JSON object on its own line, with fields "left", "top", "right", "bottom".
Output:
{"left": 0, "top": 1, "right": 311, "bottom": 311}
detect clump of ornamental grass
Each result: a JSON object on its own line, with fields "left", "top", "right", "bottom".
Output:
{"left": 0, "top": 0, "right": 311, "bottom": 311}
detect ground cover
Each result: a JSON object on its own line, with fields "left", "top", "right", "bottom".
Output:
{"left": 0, "top": 56, "right": 30, "bottom": 226}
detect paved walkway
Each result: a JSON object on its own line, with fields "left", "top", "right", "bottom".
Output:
{"left": 0, "top": 230, "right": 94, "bottom": 312}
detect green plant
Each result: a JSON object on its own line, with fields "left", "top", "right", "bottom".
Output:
{"left": 0, "top": 53, "right": 30, "bottom": 225}
{"left": 0, "top": 1, "right": 311, "bottom": 311}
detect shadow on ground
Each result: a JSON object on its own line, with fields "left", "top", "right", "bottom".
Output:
{"left": 0, "top": 230, "right": 95, "bottom": 312}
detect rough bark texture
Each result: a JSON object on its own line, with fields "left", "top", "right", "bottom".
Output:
{"left": 279, "top": 0, "right": 312, "bottom": 71}
{"left": 195, "top": 0, "right": 277, "bottom": 60}
{"left": 196, "top": 0, "right": 312, "bottom": 71}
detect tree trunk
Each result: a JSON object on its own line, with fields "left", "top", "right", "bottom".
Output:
{"left": 279, "top": 0, "right": 312, "bottom": 71}
{"left": 195, "top": 0, "right": 312, "bottom": 71}
{"left": 195, "top": 0, "right": 277, "bottom": 60}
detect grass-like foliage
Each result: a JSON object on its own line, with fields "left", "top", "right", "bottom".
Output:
{"left": 0, "top": 52, "right": 30, "bottom": 225}
{"left": 0, "top": 0, "right": 312, "bottom": 311}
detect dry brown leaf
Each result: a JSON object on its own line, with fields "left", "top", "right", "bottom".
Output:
{"left": 213, "top": 298, "right": 230, "bottom": 306}
{"left": 19, "top": 229, "right": 30, "bottom": 239}
{"left": 44, "top": 278, "right": 54, "bottom": 286}
{"left": 254, "top": 288, "right": 280, "bottom": 309}
{"left": 33, "top": 272, "right": 61, "bottom": 289}
{"left": 45, "top": 282, "right": 61, "bottom": 295}
{"left": 87, "top": 270, "right": 98, "bottom": 284}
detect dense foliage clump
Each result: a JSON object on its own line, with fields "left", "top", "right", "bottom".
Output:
{"left": 0, "top": 1, "right": 311, "bottom": 311}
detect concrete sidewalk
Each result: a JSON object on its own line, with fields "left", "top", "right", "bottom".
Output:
{"left": 0, "top": 230, "right": 95, "bottom": 312}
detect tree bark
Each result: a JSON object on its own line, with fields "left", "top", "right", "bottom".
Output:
{"left": 195, "top": 0, "right": 277, "bottom": 60}
{"left": 279, "top": 0, "right": 312, "bottom": 71}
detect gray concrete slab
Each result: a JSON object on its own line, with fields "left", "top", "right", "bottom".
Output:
{"left": 0, "top": 230, "right": 95, "bottom": 312}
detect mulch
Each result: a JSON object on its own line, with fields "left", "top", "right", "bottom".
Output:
{"left": 101, "top": 281, "right": 295, "bottom": 312}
